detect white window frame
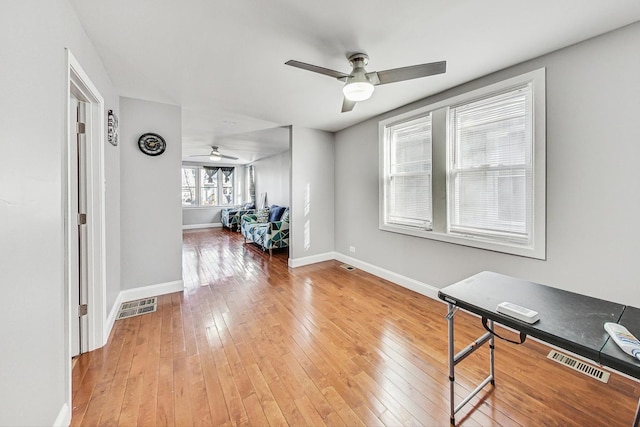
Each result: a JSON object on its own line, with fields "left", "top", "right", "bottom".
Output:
{"left": 379, "top": 68, "right": 546, "bottom": 259}
{"left": 181, "top": 165, "right": 236, "bottom": 208}
{"left": 382, "top": 113, "right": 433, "bottom": 231}
{"left": 181, "top": 166, "right": 198, "bottom": 208}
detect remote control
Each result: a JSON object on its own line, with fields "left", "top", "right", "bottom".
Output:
{"left": 496, "top": 302, "right": 540, "bottom": 324}
{"left": 604, "top": 322, "right": 640, "bottom": 361}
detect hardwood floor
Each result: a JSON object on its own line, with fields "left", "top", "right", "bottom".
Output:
{"left": 72, "top": 228, "right": 639, "bottom": 426}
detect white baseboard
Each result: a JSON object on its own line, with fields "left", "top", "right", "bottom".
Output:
{"left": 105, "top": 292, "right": 124, "bottom": 341}
{"left": 334, "top": 253, "right": 440, "bottom": 300}
{"left": 288, "top": 251, "right": 440, "bottom": 301}
{"left": 53, "top": 402, "right": 70, "bottom": 427}
{"left": 104, "top": 280, "right": 184, "bottom": 341}
{"left": 288, "top": 251, "right": 336, "bottom": 268}
{"left": 120, "top": 279, "right": 185, "bottom": 304}
{"left": 183, "top": 223, "right": 222, "bottom": 230}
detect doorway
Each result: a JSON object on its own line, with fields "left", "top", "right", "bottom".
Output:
{"left": 65, "top": 50, "right": 107, "bottom": 410}
{"left": 69, "top": 95, "right": 89, "bottom": 356}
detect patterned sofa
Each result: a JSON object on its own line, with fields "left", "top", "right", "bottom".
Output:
{"left": 220, "top": 202, "right": 255, "bottom": 231}
{"left": 241, "top": 205, "right": 289, "bottom": 255}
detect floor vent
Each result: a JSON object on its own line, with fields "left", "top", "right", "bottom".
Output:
{"left": 340, "top": 264, "right": 356, "bottom": 271}
{"left": 547, "top": 350, "right": 610, "bottom": 383}
{"left": 120, "top": 297, "right": 157, "bottom": 310}
{"left": 117, "top": 297, "right": 158, "bottom": 320}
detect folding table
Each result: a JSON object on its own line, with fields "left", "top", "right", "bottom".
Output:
{"left": 438, "top": 271, "right": 640, "bottom": 426}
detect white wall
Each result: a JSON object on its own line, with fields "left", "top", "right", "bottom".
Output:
{"left": 183, "top": 207, "right": 224, "bottom": 227}
{"left": 105, "top": 107, "right": 121, "bottom": 312}
{"left": 335, "top": 22, "right": 640, "bottom": 307}
{"left": 0, "top": 1, "right": 119, "bottom": 424}
{"left": 290, "top": 127, "right": 335, "bottom": 261}
{"left": 120, "top": 97, "right": 183, "bottom": 290}
{"left": 252, "top": 150, "right": 291, "bottom": 207}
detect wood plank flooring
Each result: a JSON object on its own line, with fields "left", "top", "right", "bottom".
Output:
{"left": 71, "top": 228, "right": 640, "bottom": 426}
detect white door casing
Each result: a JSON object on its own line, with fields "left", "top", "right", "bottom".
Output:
{"left": 69, "top": 94, "right": 80, "bottom": 357}
{"left": 64, "top": 49, "right": 107, "bottom": 411}
{"left": 69, "top": 96, "right": 90, "bottom": 357}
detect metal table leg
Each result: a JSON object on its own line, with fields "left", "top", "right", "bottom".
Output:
{"left": 488, "top": 318, "right": 495, "bottom": 386}
{"left": 446, "top": 304, "right": 495, "bottom": 425}
{"left": 447, "top": 303, "right": 456, "bottom": 425}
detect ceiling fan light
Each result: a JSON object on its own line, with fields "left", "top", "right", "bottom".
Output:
{"left": 343, "top": 80, "right": 375, "bottom": 102}
{"left": 209, "top": 151, "right": 222, "bottom": 161}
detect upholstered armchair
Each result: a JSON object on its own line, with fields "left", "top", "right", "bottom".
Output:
{"left": 241, "top": 206, "right": 289, "bottom": 255}
{"left": 220, "top": 202, "right": 255, "bottom": 231}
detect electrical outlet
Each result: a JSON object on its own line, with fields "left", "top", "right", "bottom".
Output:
{"left": 349, "top": 246, "right": 356, "bottom": 253}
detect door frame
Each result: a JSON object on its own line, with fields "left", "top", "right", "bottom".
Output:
{"left": 64, "top": 49, "right": 107, "bottom": 407}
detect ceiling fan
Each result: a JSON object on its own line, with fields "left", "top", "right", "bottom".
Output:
{"left": 189, "top": 146, "right": 239, "bottom": 161}
{"left": 285, "top": 53, "right": 446, "bottom": 112}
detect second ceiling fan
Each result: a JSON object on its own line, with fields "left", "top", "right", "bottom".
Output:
{"left": 189, "top": 146, "right": 238, "bottom": 161}
{"left": 285, "top": 53, "right": 446, "bottom": 112}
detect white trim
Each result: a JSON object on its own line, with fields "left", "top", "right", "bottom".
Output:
{"left": 105, "top": 292, "right": 123, "bottom": 339}
{"left": 53, "top": 402, "right": 70, "bottom": 427}
{"left": 288, "top": 252, "right": 335, "bottom": 268}
{"left": 119, "top": 280, "right": 184, "bottom": 304}
{"left": 64, "top": 49, "right": 106, "bottom": 421}
{"left": 183, "top": 223, "right": 222, "bottom": 230}
{"left": 334, "top": 253, "right": 440, "bottom": 300}
{"left": 182, "top": 206, "right": 232, "bottom": 210}
{"left": 67, "top": 50, "right": 107, "bottom": 350}
{"left": 288, "top": 251, "right": 439, "bottom": 300}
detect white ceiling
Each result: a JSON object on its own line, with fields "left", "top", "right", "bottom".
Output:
{"left": 70, "top": 1, "right": 640, "bottom": 164}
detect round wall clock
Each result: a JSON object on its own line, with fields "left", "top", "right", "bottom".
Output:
{"left": 138, "top": 133, "right": 166, "bottom": 156}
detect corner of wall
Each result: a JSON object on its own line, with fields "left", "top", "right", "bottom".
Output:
{"left": 52, "top": 403, "right": 70, "bottom": 427}
{"left": 104, "top": 279, "right": 185, "bottom": 341}
{"left": 287, "top": 251, "right": 440, "bottom": 301}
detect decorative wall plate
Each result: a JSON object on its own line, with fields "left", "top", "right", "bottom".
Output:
{"left": 138, "top": 133, "right": 166, "bottom": 156}
{"left": 107, "top": 109, "right": 118, "bottom": 146}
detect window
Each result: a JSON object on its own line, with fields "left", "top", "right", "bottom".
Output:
{"left": 448, "top": 86, "right": 532, "bottom": 244}
{"left": 181, "top": 166, "right": 235, "bottom": 207}
{"left": 383, "top": 114, "right": 433, "bottom": 229}
{"left": 221, "top": 168, "right": 233, "bottom": 205}
{"left": 200, "top": 167, "right": 218, "bottom": 206}
{"left": 181, "top": 167, "right": 197, "bottom": 207}
{"left": 379, "top": 69, "right": 546, "bottom": 259}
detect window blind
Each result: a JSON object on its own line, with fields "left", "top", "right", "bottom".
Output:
{"left": 448, "top": 85, "right": 533, "bottom": 243}
{"left": 385, "top": 114, "right": 432, "bottom": 229}
{"left": 181, "top": 167, "right": 197, "bottom": 207}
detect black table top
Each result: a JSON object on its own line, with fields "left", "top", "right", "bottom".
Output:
{"left": 600, "top": 305, "right": 640, "bottom": 378}
{"left": 438, "top": 271, "right": 639, "bottom": 375}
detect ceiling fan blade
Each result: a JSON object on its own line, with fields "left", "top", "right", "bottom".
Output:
{"left": 188, "top": 154, "right": 210, "bottom": 157}
{"left": 341, "top": 98, "right": 356, "bottom": 113}
{"left": 366, "top": 71, "right": 380, "bottom": 85}
{"left": 220, "top": 154, "right": 239, "bottom": 160}
{"left": 375, "top": 61, "right": 446, "bottom": 85}
{"left": 285, "top": 60, "right": 349, "bottom": 80}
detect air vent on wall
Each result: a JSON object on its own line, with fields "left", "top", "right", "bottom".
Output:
{"left": 117, "top": 297, "right": 158, "bottom": 320}
{"left": 547, "top": 350, "right": 610, "bottom": 383}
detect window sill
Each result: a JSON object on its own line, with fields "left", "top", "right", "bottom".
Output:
{"left": 379, "top": 223, "right": 545, "bottom": 260}
{"left": 182, "top": 205, "right": 234, "bottom": 210}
